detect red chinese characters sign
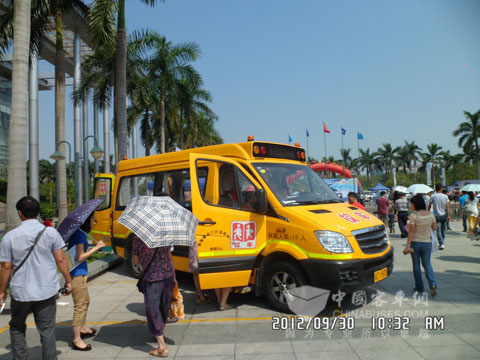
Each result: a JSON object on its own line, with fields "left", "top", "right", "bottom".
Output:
{"left": 353, "top": 211, "right": 371, "bottom": 220}
{"left": 338, "top": 213, "right": 361, "bottom": 224}
{"left": 231, "top": 221, "right": 256, "bottom": 249}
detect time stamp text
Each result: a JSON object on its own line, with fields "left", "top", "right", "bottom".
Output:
{"left": 272, "top": 315, "right": 445, "bottom": 331}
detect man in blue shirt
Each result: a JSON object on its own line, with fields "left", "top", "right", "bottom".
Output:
{"left": 459, "top": 191, "right": 468, "bottom": 232}
{"left": 0, "top": 196, "right": 72, "bottom": 359}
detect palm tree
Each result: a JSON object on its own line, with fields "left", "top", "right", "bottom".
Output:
{"left": 375, "top": 143, "right": 400, "bottom": 175}
{"left": 337, "top": 148, "right": 353, "bottom": 177}
{"left": 175, "top": 76, "right": 215, "bottom": 149}
{"left": 401, "top": 140, "right": 422, "bottom": 174}
{"left": 127, "top": 71, "right": 155, "bottom": 155}
{"left": 1, "top": 0, "right": 87, "bottom": 223}
{"left": 5, "top": 0, "right": 31, "bottom": 231}
{"left": 185, "top": 111, "right": 222, "bottom": 148}
{"left": 356, "top": 149, "right": 377, "bottom": 182}
{"left": 88, "top": 0, "right": 164, "bottom": 162}
{"left": 453, "top": 110, "right": 480, "bottom": 179}
{"left": 422, "top": 143, "right": 443, "bottom": 185}
{"left": 39, "top": 159, "right": 56, "bottom": 183}
{"left": 147, "top": 35, "right": 201, "bottom": 153}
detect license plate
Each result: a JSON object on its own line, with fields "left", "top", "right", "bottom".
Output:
{"left": 374, "top": 267, "right": 388, "bottom": 283}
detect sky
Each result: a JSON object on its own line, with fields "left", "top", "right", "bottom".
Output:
{"left": 37, "top": 0, "right": 480, "bottom": 163}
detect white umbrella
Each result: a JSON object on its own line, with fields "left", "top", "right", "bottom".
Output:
{"left": 460, "top": 184, "right": 480, "bottom": 192}
{"left": 118, "top": 196, "right": 198, "bottom": 248}
{"left": 407, "top": 184, "right": 434, "bottom": 195}
{"left": 392, "top": 186, "right": 409, "bottom": 193}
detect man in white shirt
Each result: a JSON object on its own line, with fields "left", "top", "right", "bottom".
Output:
{"left": 428, "top": 184, "right": 450, "bottom": 250}
{"left": 0, "top": 196, "right": 72, "bottom": 359}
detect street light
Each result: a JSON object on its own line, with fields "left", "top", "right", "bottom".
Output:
{"left": 50, "top": 140, "right": 72, "bottom": 177}
{"left": 83, "top": 135, "right": 104, "bottom": 201}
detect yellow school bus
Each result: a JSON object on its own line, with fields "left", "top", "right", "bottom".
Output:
{"left": 92, "top": 139, "right": 393, "bottom": 312}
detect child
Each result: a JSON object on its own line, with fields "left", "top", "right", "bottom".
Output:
{"left": 388, "top": 208, "right": 396, "bottom": 233}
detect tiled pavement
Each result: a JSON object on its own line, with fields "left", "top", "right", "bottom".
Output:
{"left": 0, "top": 220, "right": 478, "bottom": 359}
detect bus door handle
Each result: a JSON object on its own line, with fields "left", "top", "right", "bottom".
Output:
{"left": 199, "top": 220, "right": 216, "bottom": 226}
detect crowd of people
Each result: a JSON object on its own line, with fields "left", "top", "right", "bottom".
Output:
{"left": 0, "top": 195, "right": 232, "bottom": 358}
{"left": 347, "top": 183, "right": 480, "bottom": 299}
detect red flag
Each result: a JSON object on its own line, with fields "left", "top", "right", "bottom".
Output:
{"left": 323, "top": 123, "right": 331, "bottom": 133}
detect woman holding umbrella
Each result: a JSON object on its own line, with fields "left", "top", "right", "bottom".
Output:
{"left": 68, "top": 213, "right": 105, "bottom": 351}
{"left": 133, "top": 237, "right": 175, "bottom": 357}
{"left": 118, "top": 195, "right": 199, "bottom": 357}
{"left": 56, "top": 199, "right": 105, "bottom": 351}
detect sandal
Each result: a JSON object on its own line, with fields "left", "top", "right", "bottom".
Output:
{"left": 149, "top": 347, "right": 168, "bottom": 357}
{"left": 219, "top": 304, "right": 235, "bottom": 311}
{"left": 195, "top": 295, "right": 210, "bottom": 304}
{"left": 80, "top": 328, "right": 97, "bottom": 339}
{"left": 166, "top": 316, "right": 178, "bottom": 323}
{"left": 72, "top": 341, "right": 92, "bottom": 351}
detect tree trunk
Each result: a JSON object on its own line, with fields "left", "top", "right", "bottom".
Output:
{"left": 144, "top": 111, "right": 150, "bottom": 156}
{"left": 160, "top": 99, "right": 165, "bottom": 153}
{"left": 115, "top": 0, "right": 128, "bottom": 165}
{"left": 179, "top": 110, "right": 184, "bottom": 149}
{"left": 6, "top": 0, "right": 31, "bottom": 231}
{"left": 476, "top": 141, "right": 480, "bottom": 180}
{"left": 55, "top": 10, "right": 68, "bottom": 223}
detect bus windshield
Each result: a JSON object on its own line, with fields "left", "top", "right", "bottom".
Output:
{"left": 252, "top": 162, "right": 342, "bottom": 206}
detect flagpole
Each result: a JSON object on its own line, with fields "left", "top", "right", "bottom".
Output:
{"left": 341, "top": 127, "right": 345, "bottom": 177}
{"left": 323, "top": 122, "right": 327, "bottom": 175}
{"left": 306, "top": 128, "right": 310, "bottom": 164}
{"left": 357, "top": 132, "right": 360, "bottom": 157}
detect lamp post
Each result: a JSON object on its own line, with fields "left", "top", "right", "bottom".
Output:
{"left": 50, "top": 140, "right": 72, "bottom": 177}
{"left": 83, "top": 135, "right": 104, "bottom": 201}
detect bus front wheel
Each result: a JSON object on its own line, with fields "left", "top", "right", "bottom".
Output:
{"left": 264, "top": 261, "right": 307, "bottom": 313}
{"left": 124, "top": 243, "right": 143, "bottom": 279}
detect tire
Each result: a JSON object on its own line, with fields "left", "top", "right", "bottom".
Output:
{"left": 124, "top": 242, "right": 143, "bottom": 279}
{"left": 264, "top": 260, "right": 307, "bottom": 313}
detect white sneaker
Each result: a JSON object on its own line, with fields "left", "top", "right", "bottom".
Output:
{"left": 438, "top": 244, "right": 445, "bottom": 250}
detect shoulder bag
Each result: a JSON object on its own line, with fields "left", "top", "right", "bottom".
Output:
{"left": 136, "top": 248, "right": 160, "bottom": 294}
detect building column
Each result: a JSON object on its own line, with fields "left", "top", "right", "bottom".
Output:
{"left": 73, "top": 33, "right": 82, "bottom": 206}
{"left": 28, "top": 53, "right": 39, "bottom": 202}
{"left": 132, "top": 122, "right": 138, "bottom": 196}
{"left": 103, "top": 103, "right": 110, "bottom": 173}
{"left": 83, "top": 95, "right": 89, "bottom": 201}
{"left": 93, "top": 103, "right": 99, "bottom": 174}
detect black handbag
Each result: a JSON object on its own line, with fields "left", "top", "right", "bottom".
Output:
{"left": 136, "top": 248, "right": 159, "bottom": 293}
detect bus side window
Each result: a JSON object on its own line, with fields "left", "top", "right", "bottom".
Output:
{"left": 219, "top": 165, "right": 239, "bottom": 208}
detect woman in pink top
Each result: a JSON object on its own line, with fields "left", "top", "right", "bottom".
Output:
{"left": 404, "top": 194, "right": 438, "bottom": 297}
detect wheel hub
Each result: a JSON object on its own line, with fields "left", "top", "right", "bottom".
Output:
{"left": 272, "top": 271, "right": 296, "bottom": 304}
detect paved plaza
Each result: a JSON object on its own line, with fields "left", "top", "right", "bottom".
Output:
{"left": 0, "top": 220, "right": 478, "bottom": 359}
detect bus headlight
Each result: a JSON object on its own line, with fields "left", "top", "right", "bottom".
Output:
{"left": 314, "top": 231, "right": 353, "bottom": 253}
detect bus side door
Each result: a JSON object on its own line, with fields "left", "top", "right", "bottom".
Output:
{"left": 189, "top": 153, "right": 267, "bottom": 290}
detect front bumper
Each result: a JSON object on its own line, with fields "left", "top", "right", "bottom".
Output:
{"left": 300, "top": 247, "right": 394, "bottom": 293}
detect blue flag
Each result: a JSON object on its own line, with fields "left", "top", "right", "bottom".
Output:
{"left": 306, "top": 129, "right": 310, "bottom": 137}
{"left": 288, "top": 135, "right": 293, "bottom": 144}
{"left": 341, "top": 127, "right": 346, "bottom": 135}
{"left": 357, "top": 132, "right": 364, "bottom": 140}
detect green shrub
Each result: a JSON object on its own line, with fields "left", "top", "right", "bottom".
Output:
{"left": 40, "top": 203, "right": 57, "bottom": 218}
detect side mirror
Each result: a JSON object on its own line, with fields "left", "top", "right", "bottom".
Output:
{"left": 256, "top": 188, "right": 267, "bottom": 214}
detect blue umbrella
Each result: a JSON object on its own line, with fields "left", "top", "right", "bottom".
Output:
{"left": 57, "top": 199, "right": 103, "bottom": 243}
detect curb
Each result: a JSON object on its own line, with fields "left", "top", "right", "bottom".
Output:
{"left": 87, "top": 254, "right": 123, "bottom": 281}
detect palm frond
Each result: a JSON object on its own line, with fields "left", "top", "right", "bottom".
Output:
{"left": 88, "top": 0, "right": 117, "bottom": 50}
